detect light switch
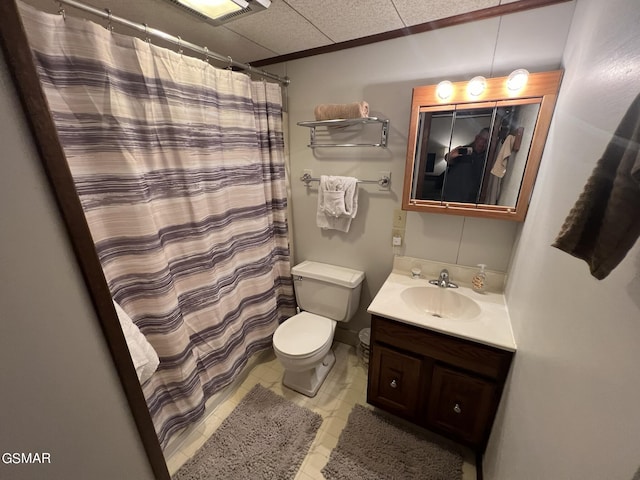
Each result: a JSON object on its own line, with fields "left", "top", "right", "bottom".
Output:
{"left": 392, "top": 209, "right": 406, "bottom": 229}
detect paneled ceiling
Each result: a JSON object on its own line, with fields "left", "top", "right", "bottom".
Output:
{"left": 21, "top": 0, "right": 563, "bottom": 69}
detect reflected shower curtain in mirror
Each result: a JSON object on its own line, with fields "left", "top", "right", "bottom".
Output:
{"left": 19, "top": 2, "right": 295, "bottom": 448}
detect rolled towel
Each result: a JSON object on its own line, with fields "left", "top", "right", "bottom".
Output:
{"left": 314, "top": 101, "right": 369, "bottom": 121}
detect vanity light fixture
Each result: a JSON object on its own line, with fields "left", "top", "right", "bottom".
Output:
{"left": 467, "top": 76, "right": 487, "bottom": 96}
{"left": 507, "top": 69, "right": 530, "bottom": 91}
{"left": 166, "top": 0, "right": 271, "bottom": 25}
{"left": 436, "top": 80, "right": 453, "bottom": 100}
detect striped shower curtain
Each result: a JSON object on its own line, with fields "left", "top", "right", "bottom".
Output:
{"left": 20, "top": 2, "right": 295, "bottom": 448}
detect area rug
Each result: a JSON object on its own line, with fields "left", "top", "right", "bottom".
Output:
{"left": 173, "top": 384, "right": 322, "bottom": 480}
{"left": 322, "top": 405, "right": 463, "bottom": 480}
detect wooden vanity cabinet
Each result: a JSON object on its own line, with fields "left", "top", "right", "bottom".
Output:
{"left": 367, "top": 314, "right": 513, "bottom": 453}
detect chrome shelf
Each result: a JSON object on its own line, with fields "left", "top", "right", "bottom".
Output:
{"left": 297, "top": 117, "right": 389, "bottom": 148}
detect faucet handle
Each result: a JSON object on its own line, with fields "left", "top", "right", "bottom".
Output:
{"left": 436, "top": 269, "right": 458, "bottom": 288}
{"left": 411, "top": 266, "right": 422, "bottom": 279}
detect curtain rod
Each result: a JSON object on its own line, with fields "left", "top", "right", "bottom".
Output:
{"left": 54, "top": 0, "right": 290, "bottom": 86}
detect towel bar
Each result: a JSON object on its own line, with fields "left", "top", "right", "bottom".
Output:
{"left": 300, "top": 172, "right": 391, "bottom": 190}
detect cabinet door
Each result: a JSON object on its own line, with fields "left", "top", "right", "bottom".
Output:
{"left": 426, "top": 365, "right": 496, "bottom": 446}
{"left": 368, "top": 344, "right": 422, "bottom": 419}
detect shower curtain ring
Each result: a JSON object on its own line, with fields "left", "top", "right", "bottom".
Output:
{"left": 143, "top": 23, "right": 151, "bottom": 43}
{"left": 56, "top": 1, "right": 66, "bottom": 20}
{"left": 104, "top": 8, "right": 113, "bottom": 32}
{"left": 203, "top": 46, "right": 209, "bottom": 64}
{"left": 177, "top": 36, "right": 183, "bottom": 56}
{"left": 227, "top": 56, "right": 233, "bottom": 71}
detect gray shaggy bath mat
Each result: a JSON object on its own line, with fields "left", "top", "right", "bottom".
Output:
{"left": 173, "top": 384, "right": 322, "bottom": 480}
{"left": 322, "top": 404, "right": 463, "bottom": 480}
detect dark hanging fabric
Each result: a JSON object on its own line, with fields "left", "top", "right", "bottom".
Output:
{"left": 553, "top": 92, "right": 640, "bottom": 279}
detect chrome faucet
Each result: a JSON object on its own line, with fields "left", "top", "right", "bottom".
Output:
{"left": 429, "top": 269, "right": 458, "bottom": 288}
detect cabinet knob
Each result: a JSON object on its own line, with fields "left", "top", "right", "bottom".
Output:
{"left": 453, "top": 403, "right": 462, "bottom": 414}
{"left": 390, "top": 379, "right": 398, "bottom": 388}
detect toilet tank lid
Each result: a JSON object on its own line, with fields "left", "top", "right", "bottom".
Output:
{"left": 291, "top": 261, "right": 365, "bottom": 288}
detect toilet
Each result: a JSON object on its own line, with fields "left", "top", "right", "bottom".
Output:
{"left": 273, "top": 260, "right": 365, "bottom": 397}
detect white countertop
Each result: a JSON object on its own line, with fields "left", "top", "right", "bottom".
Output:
{"left": 367, "top": 270, "right": 517, "bottom": 352}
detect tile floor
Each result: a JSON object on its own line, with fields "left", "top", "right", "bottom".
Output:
{"left": 165, "top": 342, "right": 477, "bottom": 479}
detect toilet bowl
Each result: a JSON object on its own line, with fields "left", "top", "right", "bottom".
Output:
{"left": 272, "top": 261, "right": 364, "bottom": 397}
{"left": 273, "top": 312, "right": 336, "bottom": 396}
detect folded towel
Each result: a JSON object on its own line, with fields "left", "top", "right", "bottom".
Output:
{"left": 316, "top": 175, "right": 359, "bottom": 232}
{"left": 323, "top": 190, "right": 349, "bottom": 217}
{"left": 314, "top": 102, "right": 369, "bottom": 121}
{"left": 113, "top": 301, "right": 160, "bottom": 384}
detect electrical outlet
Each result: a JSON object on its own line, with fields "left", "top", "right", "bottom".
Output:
{"left": 392, "top": 209, "right": 407, "bottom": 229}
{"left": 391, "top": 228, "right": 404, "bottom": 246}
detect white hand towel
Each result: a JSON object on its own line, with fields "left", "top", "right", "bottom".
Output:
{"left": 323, "top": 190, "right": 347, "bottom": 217}
{"left": 491, "top": 134, "right": 515, "bottom": 178}
{"left": 316, "top": 175, "right": 359, "bottom": 232}
{"left": 113, "top": 301, "right": 160, "bottom": 384}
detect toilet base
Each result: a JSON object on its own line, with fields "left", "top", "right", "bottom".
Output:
{"left": 282, "top": 350, "right": 336, "bottom": 397}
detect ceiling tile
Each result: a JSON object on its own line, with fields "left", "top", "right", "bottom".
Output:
{"left": 224, "top": 0, "right": 333, "bottom": 57}
{"left": 393, "top": 0, "right": 500, "bottom": 26}
{"left": 20, "top": 0, "right": 555, "bottom": 66}
{"left": 286, "top": 0, "right": 405, "bottom": 43}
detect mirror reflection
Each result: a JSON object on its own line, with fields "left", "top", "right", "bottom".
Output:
{"left": 411, "top": 101, "right": 541, "bottom": 207}
{"left": 403, "top": 70, "right": 563, "bottom": 221}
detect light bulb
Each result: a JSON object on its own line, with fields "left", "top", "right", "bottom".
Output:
{"left": 467, "top": 76, "right": 486, "bottom": 96}
{"left": 507, "top": 69, "right": 529, "bottom": 91}
{"left": 436, "top": 80, "right": 453, "bottom": 100}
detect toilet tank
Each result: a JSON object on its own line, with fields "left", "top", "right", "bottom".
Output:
{"left": 291, "top": 261, "right": 365, "bottom": 322}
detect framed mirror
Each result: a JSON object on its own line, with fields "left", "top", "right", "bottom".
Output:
{"left": 402, "top": 70, "right": 563, "bottom": 221}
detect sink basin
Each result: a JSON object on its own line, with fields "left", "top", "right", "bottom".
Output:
{"left": 400, "top": 286, "right": 481, "bottom": 320}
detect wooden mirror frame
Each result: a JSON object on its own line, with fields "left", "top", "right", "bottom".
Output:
{"left": 402, "top": 70, "right": 563, "bottom": 221}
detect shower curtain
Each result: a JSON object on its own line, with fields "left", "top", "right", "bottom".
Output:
{"left": 19, "top": 2, "right": 295, "bottom": 448}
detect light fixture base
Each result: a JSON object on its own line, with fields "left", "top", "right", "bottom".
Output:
{"left": 467, "top": 76, "right": 487, "bottom": 97}
{"left": 507, "top": 69, "right": 530, "bottom": 91}
{"left": 436, "top": 80, "right": 453, "bottom": 100}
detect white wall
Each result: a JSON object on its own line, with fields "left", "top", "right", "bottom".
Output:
{"left": 0, "top": 51, "right": 155, "bottom": 480}
{"left": 281, "top": 2, "right": 576, "bottom": 341}
{"left": 484, "top": 0, "right": 640, "bottom": 478}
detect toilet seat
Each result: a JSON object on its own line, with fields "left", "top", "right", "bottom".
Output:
{"left": 273, "top": 312, "right": 335, "bottom": 358}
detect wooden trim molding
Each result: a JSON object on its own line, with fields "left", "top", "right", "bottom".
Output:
{"left": 250, "top": 0, "right": 572, "bottom": 67}
{"left": 0, "top": 1, "right": 170, "bottom": 478}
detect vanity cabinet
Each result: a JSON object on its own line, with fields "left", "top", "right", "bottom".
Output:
{"left": 369, "top": 344, "right": 423, "bottom": 418}
{"left": 367, "top": 314, "right": 513, "bottom": 452}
